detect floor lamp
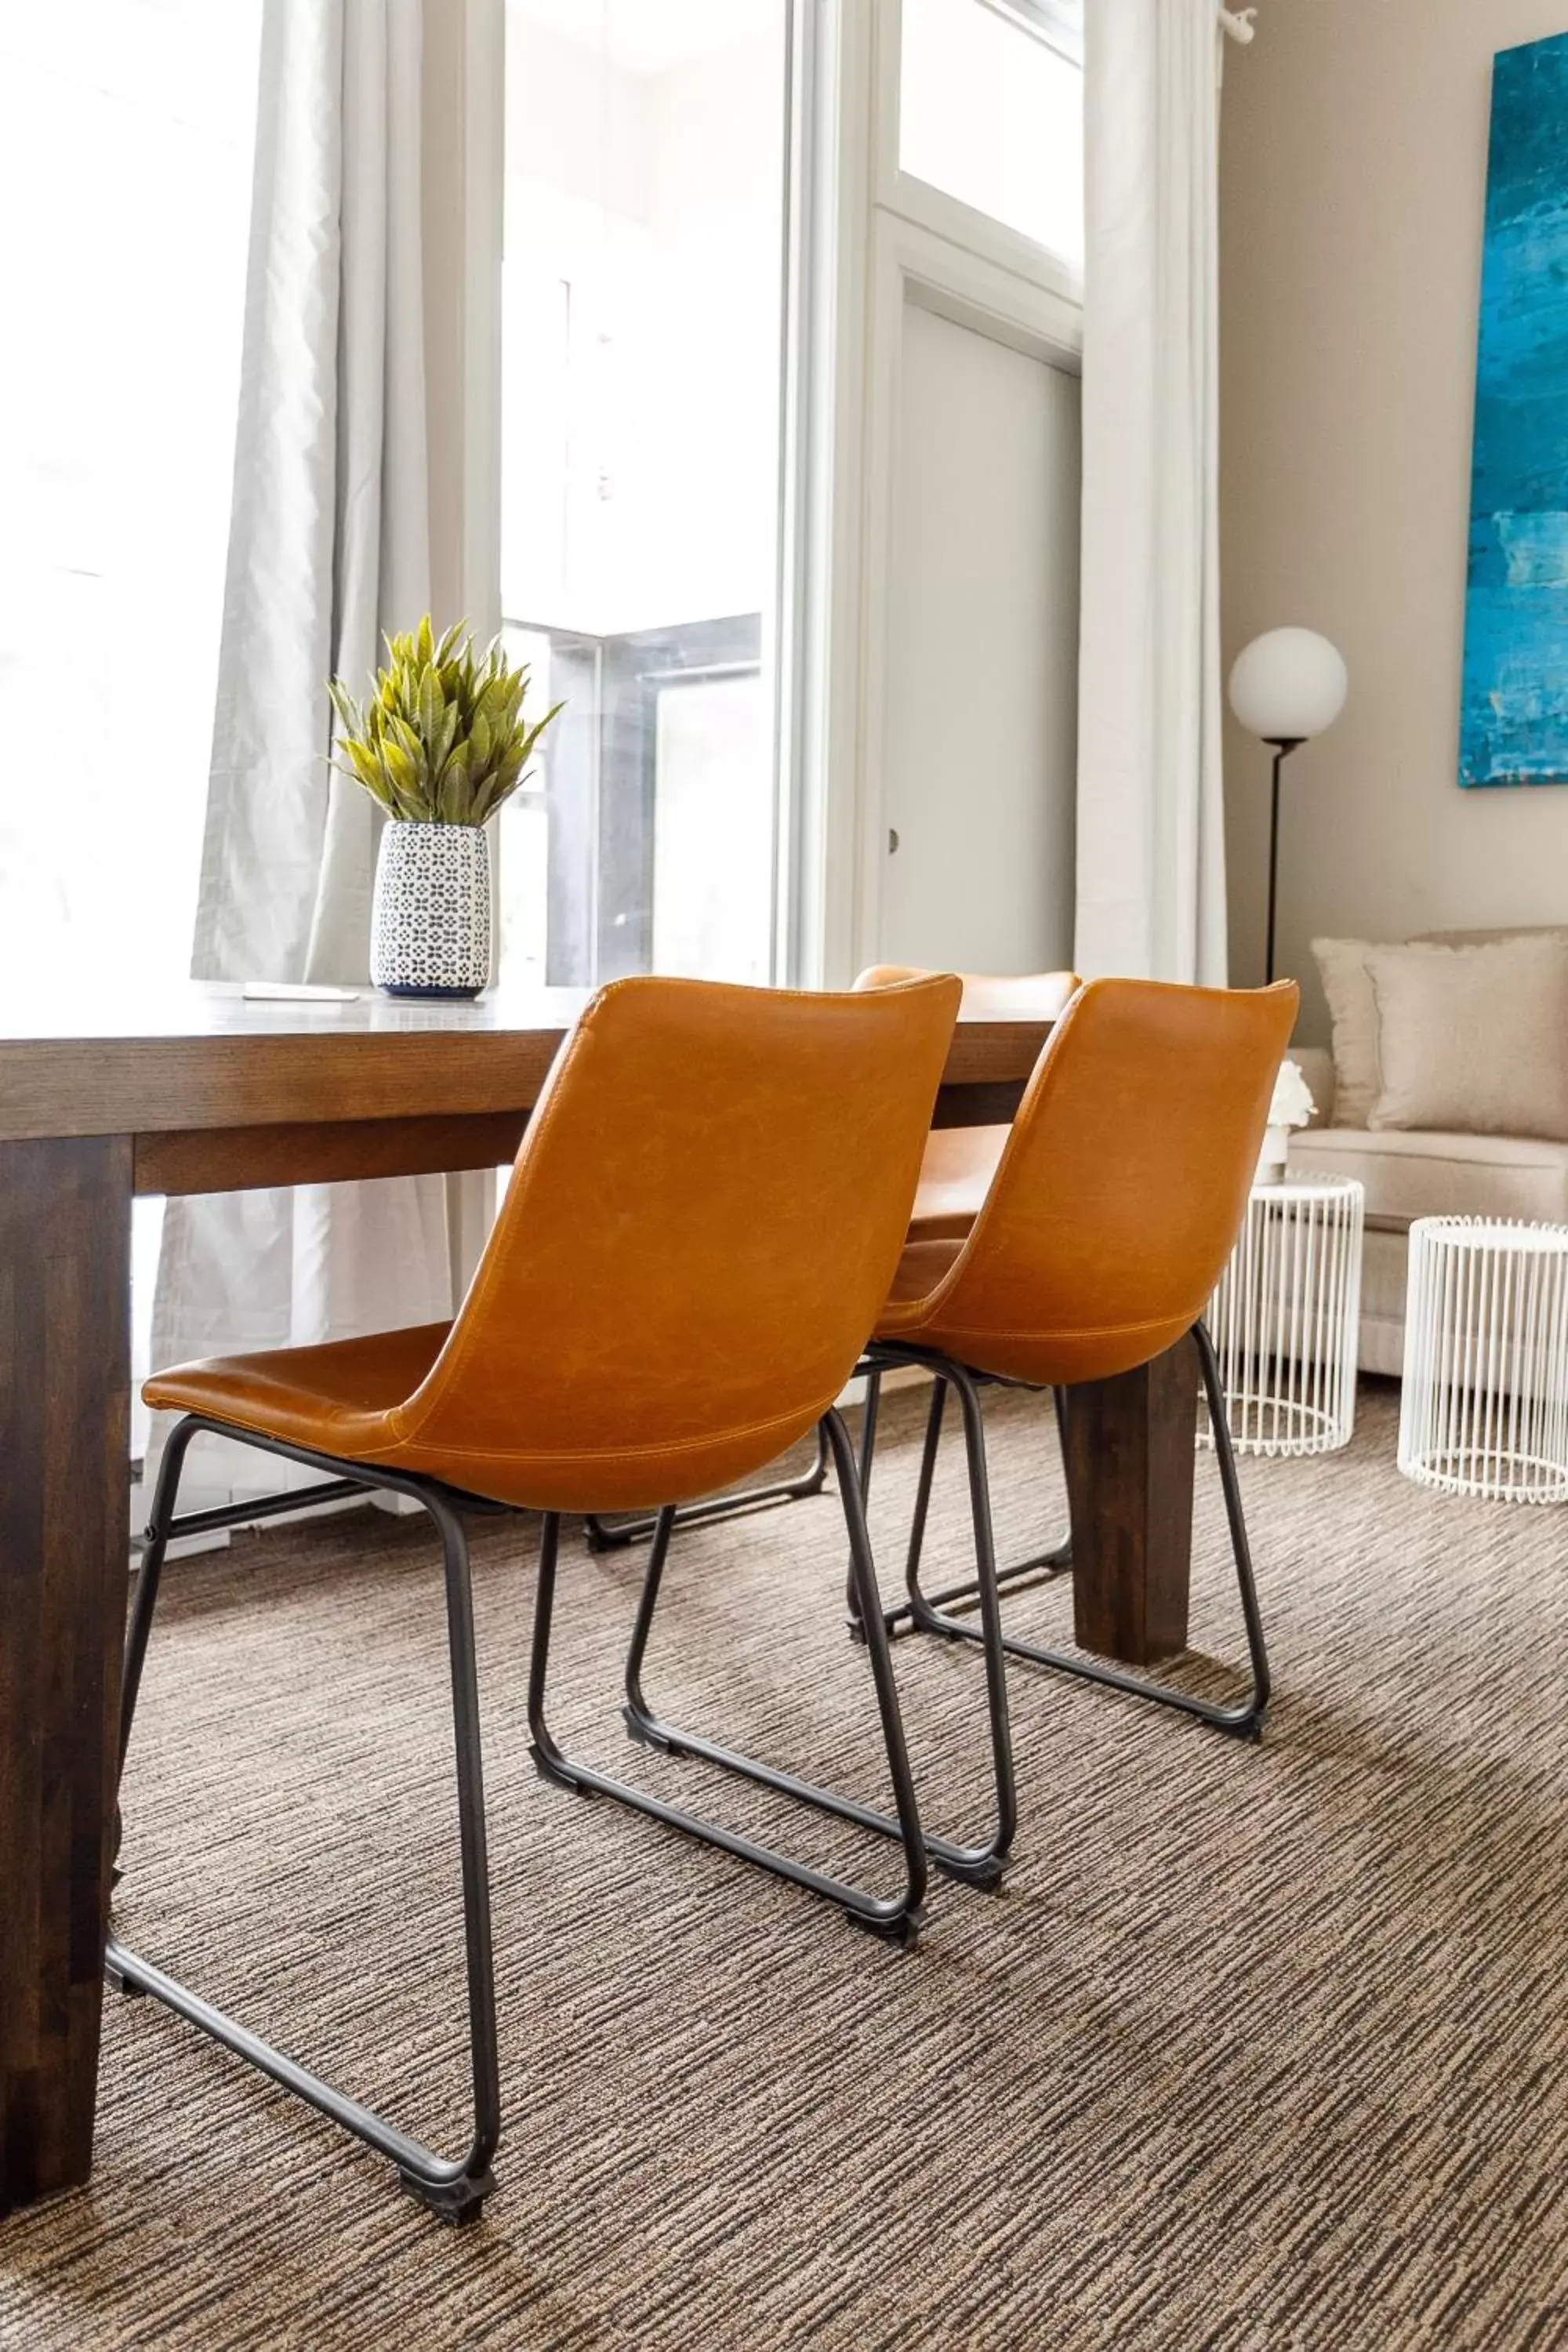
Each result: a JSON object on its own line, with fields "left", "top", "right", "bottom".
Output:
{"left": 1228, "top": 628, "right": 1349, "bottom": 984}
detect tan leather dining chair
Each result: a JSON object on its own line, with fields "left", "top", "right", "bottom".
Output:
{"left": 865, "top": 975, "right": 1298, "bottom": 1755}
{"left": 112, "top": 972, "right": 960, "bottom": 2220}
{"left": 580, "top": 963, "right": 1080, "bottom": 1557}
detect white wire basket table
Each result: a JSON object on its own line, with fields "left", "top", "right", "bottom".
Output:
{"left": 1198, "top": 1175, "right": 1364, "bottom": 1458}
{"left": 1398, "top": 1217, "right": 1568, "bottom": 1503}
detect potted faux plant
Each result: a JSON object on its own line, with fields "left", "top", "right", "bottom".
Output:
{"left": 328, "top": 617, "right": 563, "bottom": 998}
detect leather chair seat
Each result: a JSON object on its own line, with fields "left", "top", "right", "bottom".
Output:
{"left": 879, "top": 1239, "right": 964, "bottom": 1322}
{"left": 145, "top": 1321, "right": 452, "bottom": 1464}
{"left": 146, "top": 1312, "right": 841, "bottom": 1515}
{"left": 875, "top": 1274, "right": 1207, "bottom": 1389}
{"left": 908, "top": 1125, "right": 1008, "bottom": 1242}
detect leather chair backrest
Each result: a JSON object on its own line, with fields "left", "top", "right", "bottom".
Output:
{"left": 911, "top": 976, "right": 1298, "bottom": 1385}
{"left": 855, "top": 965, "right": 1080, "bottom": 1020}
{"left": 394, "top": 972, "right": 962, "bottom": 1498}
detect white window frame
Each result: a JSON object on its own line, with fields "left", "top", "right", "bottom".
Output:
{"left": 877, "top": 0, "right": 1084, "bottom": 308}
{"left": 454, "top": 0, "right": 1083, "bottom": 989}
{"left": 459, "top": 0, "right": 822, "bottom": 990}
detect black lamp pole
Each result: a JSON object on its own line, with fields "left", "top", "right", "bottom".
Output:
{"left": 1264, "top": 735, "right": 1305, "bottom": 986}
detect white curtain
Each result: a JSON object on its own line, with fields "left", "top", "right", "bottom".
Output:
{"left": 1073, "top": 0, "right": 1228, "bottom": 986}
{"left": 151, "top": 0, "right": 454, "bottom": 1465}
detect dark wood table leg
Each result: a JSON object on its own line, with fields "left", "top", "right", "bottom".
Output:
{"left": 0, "top": 1138, "right": 132, "bottom": 2215}
{"left": 1061, "top": 1334, "right": 1197, "bottom": 1666}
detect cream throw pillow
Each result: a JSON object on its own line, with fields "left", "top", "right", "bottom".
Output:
{"left": 1311, "top": 938, "right": 1382, "bottom": 1127}
{"left": 1365, "top": 937, "right": 1568, "bottom": 1142}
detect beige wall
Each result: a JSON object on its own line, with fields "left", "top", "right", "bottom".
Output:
{"left": 1219, "top": 0, "right": 1568, "bottom": 1038}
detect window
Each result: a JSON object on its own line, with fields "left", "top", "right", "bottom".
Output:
{"left": 0, "top": 1, "right": 262, "bottom": 998}
{"left": 898, "top": 0, "right": 1083, "bottom": 268}
{"left": 499, "top": 0, "right": 789, "bottom": 989}
{"left": 0, "top": 1, "right": 262, "bottom": 1456}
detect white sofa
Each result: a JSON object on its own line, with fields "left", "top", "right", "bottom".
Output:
{"left": 1283, "top": 929, "right": 1568, "bottom": 1376}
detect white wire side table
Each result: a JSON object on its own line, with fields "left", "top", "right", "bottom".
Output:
{"left": 1398, "top": 1217, "right": 1568, "bottom": 1503}
{"left": 1198, "top": 1175, "right": 1365, "bottom": 1458}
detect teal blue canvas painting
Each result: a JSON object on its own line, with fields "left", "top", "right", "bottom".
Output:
{"left": 1461, "top": 31, "right": 1568, "bottom": 788}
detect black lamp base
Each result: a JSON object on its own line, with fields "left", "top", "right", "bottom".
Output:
{"left": 1264, "top": 737, "right": 1305, "bottom": 986}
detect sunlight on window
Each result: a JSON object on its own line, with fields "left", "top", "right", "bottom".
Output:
{"left": 499, "top": 0, "right": 786, "bottom": 990}
{"left": 0, "top": 2, "right": 262, "bottom": 1457}
{"left": 899, "top": 0, "right": 1083, "bottom": 267}
{"left": 0, "top": 1, "right": 262, "bottom": 998}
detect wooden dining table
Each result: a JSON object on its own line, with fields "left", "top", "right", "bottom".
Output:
{"left": 0, "top": 984, "right": 1199, "bottom": 2216}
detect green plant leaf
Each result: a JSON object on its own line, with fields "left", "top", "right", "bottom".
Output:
{"left": 326, "top": 677, "right": 363, "bottom": 739}
{"left": 326, "top": 614, "right": 565, "bottom": 829}
{"left": 430, "top": 695, "right": 460, "bottom": 781}
{"left": 437, "top": 742, "right": 471, "bottom": 823}
{"left": 417, "top": 665, "right": 441, "bottom": 749}
{"left": 342, "top": 739, "right": 383, "bottom": 787}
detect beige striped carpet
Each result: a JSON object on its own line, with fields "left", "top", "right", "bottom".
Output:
{"left": 2, "top": 1379, "right": 1566, "bottom": 2351}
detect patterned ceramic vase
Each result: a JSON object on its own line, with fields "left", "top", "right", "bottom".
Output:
{"left": 370, "top": 822, "right": 492, "bottom": 998}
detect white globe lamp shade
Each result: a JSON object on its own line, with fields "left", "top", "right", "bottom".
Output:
{"left": 1228, "top": 628, "right": 1348, "bottom": 742}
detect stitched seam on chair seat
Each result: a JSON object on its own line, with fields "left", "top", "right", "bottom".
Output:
{"left": 165, "top": 1396, "right": 832, "bottom": 1469}
{"left": 919, "top": 1312, "right": 1193, "bottom": 1347}
{"left": 392, "top": 1404, "right": 830, "bottom": 1468}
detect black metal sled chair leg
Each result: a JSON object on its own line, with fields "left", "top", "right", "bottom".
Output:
{"left": 842, "top": 1365, "right": 884, "bottom": 1638}
{"left": 619, "top": 1385, "right": 1013, "bottom": 1889}
{"left": 877, "top": 1327, "right": 1272, "bottom": 1741}
{"left": 110, "top": 1414, "right": 503, "bottom": 2222}
{"left": 118, "top": 1417, "right": 197, "bottom": 1786}
{"left": 528, "top": 1409, "right": 931, "bottom": 1938}
{"left": 855, "top": 1368, "right": 1073, "bottom": 1642}
{"left": 583, "top": 1420, "right": 831, "bottom": 1552}
{"left": 876, "top": 1360, "right": 1020, "bottom": 1873}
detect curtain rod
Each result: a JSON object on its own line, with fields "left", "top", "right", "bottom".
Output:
{"left": 1218, "top": 4, "right": 1258, "bottom": 40}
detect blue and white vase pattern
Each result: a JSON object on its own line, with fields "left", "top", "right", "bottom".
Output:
{"left": 370, "top": 822, "right": 492, "bottom": 998}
